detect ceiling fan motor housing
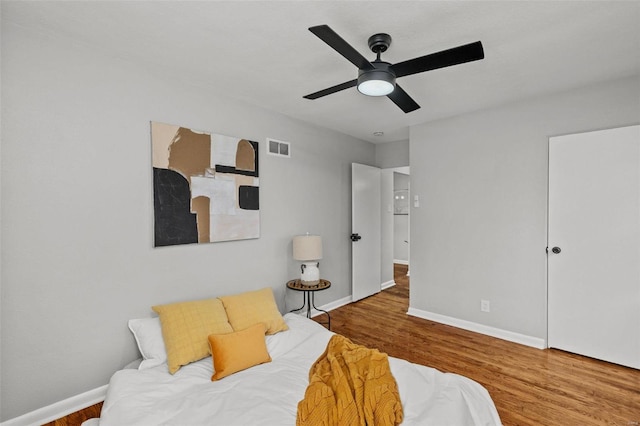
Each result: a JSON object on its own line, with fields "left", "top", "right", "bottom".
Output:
{"left": 368, "top": 33, "right": 392, "bottom": 53}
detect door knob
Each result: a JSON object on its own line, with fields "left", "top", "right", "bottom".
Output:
{"left": 350, "top": 233, "right": 362, "bottom": 242}
{"left": 552, "top": 247, "right": 561, "bottom": 254}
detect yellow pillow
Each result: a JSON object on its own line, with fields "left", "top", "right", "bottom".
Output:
{"left": 208, "top": 323, "right": 272, "bottom": 381}
{"left": 219, "top": 287, "right": 288, "bottom": 335}
{"left": 152, "top": 298, "right": 233, "bottom": 374}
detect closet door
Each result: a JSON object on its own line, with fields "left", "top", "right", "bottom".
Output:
{"left": 548, "top": 125, "right": 639, "bottom": 369}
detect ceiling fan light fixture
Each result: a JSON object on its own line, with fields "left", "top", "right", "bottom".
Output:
{"left": 357, "top": 69, "right": 396, "bottom": 97}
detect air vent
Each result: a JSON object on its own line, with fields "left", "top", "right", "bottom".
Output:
{"left": 266, "top": 138, "right": 290, "bottom": 158}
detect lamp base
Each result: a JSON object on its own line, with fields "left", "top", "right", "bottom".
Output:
{"left": 300, "top": 262, "right": 320, "bottom": 286}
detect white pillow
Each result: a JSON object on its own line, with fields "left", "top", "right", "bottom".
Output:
{"left": 266, "top": 313, "right": 332, "bottom": 360}
{"left": 128, "top": 317, "right": 167, "bottom": 370}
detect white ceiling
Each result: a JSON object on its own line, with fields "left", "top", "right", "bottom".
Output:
{"left": 4, "top": 1, "right": 640, "bottom": 143}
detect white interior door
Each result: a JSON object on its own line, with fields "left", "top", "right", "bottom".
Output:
{"left": 352, "top": 163, "right": 381, "bottom": 301}
{"left": 548, "top": 125, "right": 640, "bottom": 369}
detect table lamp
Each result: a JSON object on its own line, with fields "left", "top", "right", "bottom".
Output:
{"left": 293, "top": 234, "right": 322, "bottom": 286}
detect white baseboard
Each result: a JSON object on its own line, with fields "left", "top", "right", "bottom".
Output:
{"left": 1, "top": 385, "right": 108, "bottom": 426}
{"left": 307, "top": 295, "right": 353, "bottom": 319}
{"left": 393, "top": 259, "right": 409, "bottom": 265}
{"left": 407, "top": 307, "right": 546, "bottom": 349}
{"left": 381, "top": 280, "right": 396, "bottom": 290}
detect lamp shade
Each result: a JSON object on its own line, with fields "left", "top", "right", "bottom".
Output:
{"left": 293, "top": 235, "right": 322, "bottom": 261}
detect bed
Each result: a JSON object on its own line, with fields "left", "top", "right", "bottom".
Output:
{"left": 92, "top": 309, "right": 501, "bottom": 425}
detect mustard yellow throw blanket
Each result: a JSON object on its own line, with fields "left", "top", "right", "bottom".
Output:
{"left": 297, "top": 335, "right": 404, "bottom": 426}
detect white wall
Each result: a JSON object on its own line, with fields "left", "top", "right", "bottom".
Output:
{"left": 409, "top": 75, "right": 640, "bottom": 341}
{"left": 0, "top": 23, "right": 375, "bottom": 420}
{"left": 375, "top": 139, "right": 409, "bottom": 169}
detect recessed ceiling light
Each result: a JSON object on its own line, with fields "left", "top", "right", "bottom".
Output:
{"left": 373, "top": 131, "right": 384, "bottom": 137}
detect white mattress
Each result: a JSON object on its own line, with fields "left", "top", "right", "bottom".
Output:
{"left": 97, "top": 313, "right": 502, "bottom": 425}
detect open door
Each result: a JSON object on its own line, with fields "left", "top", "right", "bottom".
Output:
{"left": 351, "top": 163, "right": 381, "bottom": 301}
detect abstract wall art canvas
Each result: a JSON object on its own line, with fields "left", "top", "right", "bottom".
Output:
{"left": 151, "top": 122, "right": 259, "bottom": 247}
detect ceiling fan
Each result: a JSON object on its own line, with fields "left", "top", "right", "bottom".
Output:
{"left": 303, "top": 25, "right": 484, "bottom": 113}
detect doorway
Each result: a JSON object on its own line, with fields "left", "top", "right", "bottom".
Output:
{"left": 388, "top": 167, "right": 410, "bottom": 302}
{"left": 352, "top": 164, "right": 410, "bottom": 301}
{"left": 393, "top": 170, "right": 410, "bottom": 275}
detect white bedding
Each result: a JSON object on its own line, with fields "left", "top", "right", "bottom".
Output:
{"left": 98, "top": 314, "right": 501, "bottom": 425}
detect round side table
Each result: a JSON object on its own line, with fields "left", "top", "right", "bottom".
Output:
{"left": 286, "top": 279, "right": 331, "bottom": 330}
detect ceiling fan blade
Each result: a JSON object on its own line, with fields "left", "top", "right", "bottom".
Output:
{"left": 309, "top": 25, "right": 375, "bottom": 71}
{"left": 387, "top": 84, "right": 420, "bottom": 113}
{"left": 391, "top": 41, "right": 484, "bottom": 78}
{"left": 303, "top": 79, "right": 357, "bottom": 100}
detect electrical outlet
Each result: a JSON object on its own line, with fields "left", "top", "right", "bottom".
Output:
{"left": 481, "top": 299, "right": 490, "bottom": 312}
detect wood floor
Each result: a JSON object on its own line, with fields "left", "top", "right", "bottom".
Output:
{"left": 42, "top": 402, "right": 102, "bottom": 426}
{"left": 48, "top": 265, "right": 639, "bottom": 425}
{"left": 323, "top": 264, "right": 640, "bottom": 426}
